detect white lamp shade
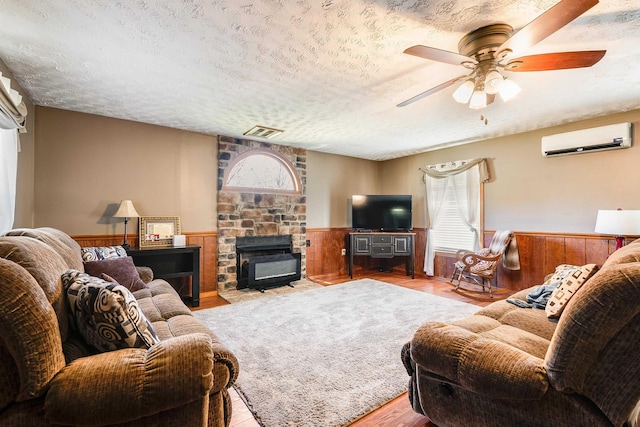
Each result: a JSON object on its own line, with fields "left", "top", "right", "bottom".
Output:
{"left": 484, "top": 70, "right": 503, "bottom": 95}
{"left": 469, "top": 89, "right": 487, "bottom": 109}
{"left": 595, "top": 210, "right": 640, "bottom": 236}
{"left": 113, "top": 200, "right": 140, "bottom": 218}
{"left": 452, "top": 79, "right": 475, "bottom": 104}
{"left": 498, "top": 79, "right": 521, "bottom": 102}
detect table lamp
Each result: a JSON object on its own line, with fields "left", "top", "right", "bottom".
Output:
{"left": 113, "top": 200, "right": 140, "bottom": 250}
{"left": 594, "top": 209, "right": 640, "bottom": 250}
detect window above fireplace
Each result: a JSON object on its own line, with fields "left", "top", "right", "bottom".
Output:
{"left": 222, "top": 148, "right": 301, "bottom": 194}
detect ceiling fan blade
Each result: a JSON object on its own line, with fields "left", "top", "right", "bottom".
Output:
{"left": 397, "top": 76, "right": 466, "bottom": 107}
{"left": 404, "top": 45, "right": 475, "bottom": 66}
{"left": 506, "top": 50, "right": 605, "bottom": 71}
{"left": 496, "top": 0, "right": 599, "bottom": 58}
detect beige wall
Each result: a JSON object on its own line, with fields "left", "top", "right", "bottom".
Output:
{"left": 18, "top": 104, "right": 640, "bottom": 236}
{"left": 306, "top": 151, "right": 381, "bottom": 228}
{"left": 0, "top": 59, "right": 35, "bottom": 228}
{"left": 382, "top": 109, "right": 640, "bottom": 233}
{"left": 34, "top": 107, "right": 218, "bottom": 235}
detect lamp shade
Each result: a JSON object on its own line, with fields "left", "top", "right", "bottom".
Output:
{"left": 498, "top": 79, "right": 521, "bottom": 102}
{"left": 113, "top": 200, "right": 140, "bottom": 218}
{"left": 594, "top": 210, "right": 640, "bottom": 236}
{"left": 452, "top": 79, "right": 475, "bottom": 104}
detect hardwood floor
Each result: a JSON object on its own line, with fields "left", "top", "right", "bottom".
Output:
{"left": 193, "top": 272, "right": 495, "bottom": 427}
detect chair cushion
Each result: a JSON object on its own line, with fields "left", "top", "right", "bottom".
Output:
{"left": 470, "top": 248, "right": 495, "bottom": 273}
{"left": 84, "top": 256, "right": 147, "bottom": 292}
{"left": 62, "top": 270, "right": 159, "bottom": 353}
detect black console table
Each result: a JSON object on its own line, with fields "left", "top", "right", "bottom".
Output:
{"left": 127, "top": 245, "right": 201, "bottom": 307}
{"left": 349, "top": 232, "right": 415, "bottom": 279}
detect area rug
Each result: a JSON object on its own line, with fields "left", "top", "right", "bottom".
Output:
{"left": 219, "top": 279, "right": 322, "bottom": 304}
{"left": 192, "top": 279, "right": 478, "bottom": 427}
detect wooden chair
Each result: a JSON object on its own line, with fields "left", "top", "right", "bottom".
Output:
{"left": 450, "top": 230, "right": 513, "bottom": 299}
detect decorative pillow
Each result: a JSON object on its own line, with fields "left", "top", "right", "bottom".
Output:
{"left": 470, "top": 248, "right": 495, "bottom": 273}
{"left": 545, "top": 263, "right": 598, "bottom": 320}
{"left": 83, "top": 256, "right": 147, "bottom": 292}
{"left": 81, "top": 245, "right": 127, "bottom": 262}
{"left": 62, "top": 270, "right": 159, "bottom": 352}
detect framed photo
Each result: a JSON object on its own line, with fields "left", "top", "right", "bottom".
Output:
{"left": 139, "top": 216, "right": 181, "bottom": 248}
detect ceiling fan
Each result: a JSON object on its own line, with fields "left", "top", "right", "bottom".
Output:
{"left": 397, "top": 0, "right": 606, "bottom": 109}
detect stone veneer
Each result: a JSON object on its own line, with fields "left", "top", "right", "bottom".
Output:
{"left": 217, "top": 135, "right": 307, "bottom": 292}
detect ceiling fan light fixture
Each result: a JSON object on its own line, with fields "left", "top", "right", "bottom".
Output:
{"left": 452, "top": 79, "right": 475, "bottom": 104}
{"left": 469, "top": 88, "right": 487, "bottom": 109}
{"left": 498, "top": 79, "right": 521, "bottom": 102}
{"left": 483, "top": 69, "right": 504, "bottom": 95}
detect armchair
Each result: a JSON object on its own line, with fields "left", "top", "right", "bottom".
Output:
{"left": 403, "top": 238, "right": 640, "bottom": 427}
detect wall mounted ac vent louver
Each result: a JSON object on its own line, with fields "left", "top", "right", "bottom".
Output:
{"left": 541, "top": 122, "right": 632, "bottom": 157}
{"left": 243, "top": 125, "right": 284, "bottom": 139}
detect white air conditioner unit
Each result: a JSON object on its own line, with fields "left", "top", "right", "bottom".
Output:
{"left": 541, "top": 122, "right": 632, "bottom": 157}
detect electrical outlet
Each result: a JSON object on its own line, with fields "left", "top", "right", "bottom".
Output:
{"left": 341, "top": 248, "right": 346, "bottom": 256}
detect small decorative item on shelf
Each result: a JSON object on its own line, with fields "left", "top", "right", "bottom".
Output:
{"left": 172, "top": 234, "right": 186, "bottom": 247}
{"left": 139, "top": 216, "right": 181, "bottom": 248}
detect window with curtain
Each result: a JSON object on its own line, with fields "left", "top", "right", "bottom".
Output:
{"left": 422, "top": 158, "right": 489, "bottom": 276}
{"left": 0, "top": 70, "right": 27, "bottom": 234}
{"left": 431, "top": 176, "right": 479, "bottom": 252}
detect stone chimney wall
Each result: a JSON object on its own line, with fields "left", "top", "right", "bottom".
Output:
{"left": 217, "top": 136, "right": 307, "bottom": 292}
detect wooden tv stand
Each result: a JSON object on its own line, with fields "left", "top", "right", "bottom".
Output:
{"left": 348, "top": 232, "right": 415, "bottom": 279}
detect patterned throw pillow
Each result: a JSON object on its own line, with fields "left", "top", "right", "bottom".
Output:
{"left": 62, "top": 270, "right": 159, "bottom": 352}
{"left": 545, "top": 263, "right": 598, "bottom": 320}
{"left": 470, "top": 248, "right": 495, "bottom": 273}
{"left": 80, "top": 246, "right": 127, "bottom": 262}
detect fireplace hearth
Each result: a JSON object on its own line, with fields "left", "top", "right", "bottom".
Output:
{"left": 236, "top": 235, "right": 302, "bottom": 291}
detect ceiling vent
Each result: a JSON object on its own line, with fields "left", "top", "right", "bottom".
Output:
{"left": 243, "top": 125, "right": 283, "bottom": 139}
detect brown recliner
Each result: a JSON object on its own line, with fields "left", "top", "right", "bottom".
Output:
{"left": 0, "top": 227, "right": 238, "bottom": 426}
{"left": 403, "top": 238, "right": 640, "bottom": 427}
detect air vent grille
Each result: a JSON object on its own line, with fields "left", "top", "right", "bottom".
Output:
{"left": 243, "top": 125, "right": 284, "bottom": 139}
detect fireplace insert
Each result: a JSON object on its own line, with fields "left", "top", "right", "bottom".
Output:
{"left": 236, "top": 235, "right": 302, "bottom": 291}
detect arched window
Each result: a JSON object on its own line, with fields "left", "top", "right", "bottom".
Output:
{"left": 223, "top": 149, "right": 301, "bottom": 193}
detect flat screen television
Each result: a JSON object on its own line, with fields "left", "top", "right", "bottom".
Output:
{"left": 351, "top": 194, "right": 412, "bottom": 231}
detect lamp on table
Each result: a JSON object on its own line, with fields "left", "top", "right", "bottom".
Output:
{"left": 595, "top": 209, "right": 640, "bottom": 250}
{"left": 113, "top": 200, "right": 140, "bottom": 250}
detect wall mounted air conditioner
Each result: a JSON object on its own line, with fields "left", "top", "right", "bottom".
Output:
{"left": 541, "top": 122, "right": 632, "bottom": 157}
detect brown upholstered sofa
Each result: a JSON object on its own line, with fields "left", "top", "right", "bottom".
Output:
{"left": 402, "top": 238, "right": 640, "bottom": 427}
{"left": 0, "top": 227, "right": 238, "bottom": 426}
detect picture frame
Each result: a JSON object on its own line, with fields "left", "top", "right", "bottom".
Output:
{"left": 139, "top": 216, "right": 181, "bottom": 248}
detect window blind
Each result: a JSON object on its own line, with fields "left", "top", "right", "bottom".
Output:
{"left": 431, "top": 183, "right": 478, "bottom": 252}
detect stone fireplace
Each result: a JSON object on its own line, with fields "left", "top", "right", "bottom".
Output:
{"left": 217, "top": 136, "right": 306, "bottom": 292}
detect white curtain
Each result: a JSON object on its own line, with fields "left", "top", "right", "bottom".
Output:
{"left": 0, "top": 71, "right": 27, "bottom": 234}
{"left": 424, "top": 174, "right": 450, "bottom": 276}
{"left": 0, "top": 129, "right": 18, "bottom": 234}
{"left": 422, "top": 158, "right": 489, "bottom": 276}
{"left": 0, "top": 71, "right": 27, "bottom": 131}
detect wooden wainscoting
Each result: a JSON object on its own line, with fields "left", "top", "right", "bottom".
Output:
{"left": 72, "top": 231, "right": 218, "bottom": 295}
{"left": 307, "top": 227, "right": 618, "bottom": 292}
{"left": 306, "top": 228, "right": 351, "bottom": 277}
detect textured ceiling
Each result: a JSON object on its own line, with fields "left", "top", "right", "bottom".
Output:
{"left": 1, "top": 0, "right": 639, "bottom": 160}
